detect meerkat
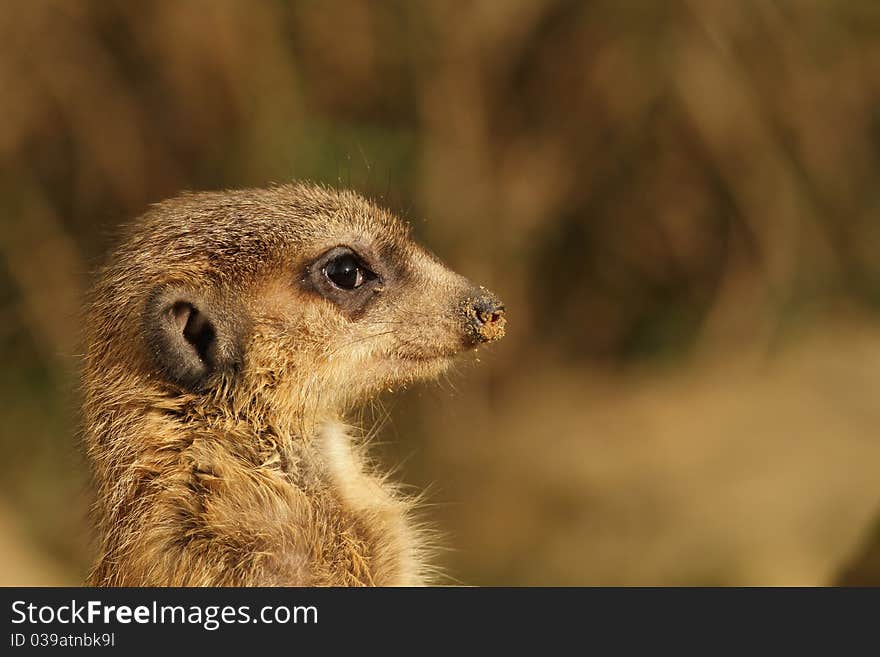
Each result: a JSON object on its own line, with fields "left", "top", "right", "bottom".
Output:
{"left": 81, "top": 182, "right": 505, "bottom": 586}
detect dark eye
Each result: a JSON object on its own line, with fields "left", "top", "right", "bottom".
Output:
{"left": 323, "top": 253, "right": 374, "bottom": 290}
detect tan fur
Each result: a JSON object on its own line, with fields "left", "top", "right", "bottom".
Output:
{"left": 82, "top": 183, "right": 503, "bottom": 586}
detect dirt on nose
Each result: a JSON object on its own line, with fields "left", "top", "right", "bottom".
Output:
{"left": 462, "top": 295, "right": 507, "bottom": 343}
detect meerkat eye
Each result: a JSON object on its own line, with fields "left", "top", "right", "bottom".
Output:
{"left": 323, "top": 252, "right": 374, "bottom": 290}
{"left": 307, "top": 246, "right": 382, "bottom": 313}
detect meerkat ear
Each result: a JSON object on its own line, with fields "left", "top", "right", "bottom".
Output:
{"left": 143, "top": 288, "right": 243, "bottom": 391}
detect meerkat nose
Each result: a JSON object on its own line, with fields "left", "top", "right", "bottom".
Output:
{"left": 466, "top": 292, "right": 506, "bottom": 343}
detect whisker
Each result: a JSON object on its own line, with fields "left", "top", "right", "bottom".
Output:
{"left": 323, "top": 330, "right": 398, "bottom": 358}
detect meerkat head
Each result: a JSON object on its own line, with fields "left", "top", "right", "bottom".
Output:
{"left": 88, "top": 183, "right": 504, "bottom": 426}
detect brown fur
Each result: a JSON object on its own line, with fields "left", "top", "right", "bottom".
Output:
{"left": 82, "top": 182, "right": 504, "bottom": 586}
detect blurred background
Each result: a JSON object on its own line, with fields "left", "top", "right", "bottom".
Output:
{"left": 2, "top": 0, "right": 880, "bottom": 586}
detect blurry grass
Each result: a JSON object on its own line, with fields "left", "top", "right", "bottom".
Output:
{"left": 388, "top": 317, "right": 880, "bottom": 585}
{"left": 286, "top": 118, "right": 419, "bottom": 210}
{"left": 0, "top": 308, "right": 89, "bottom": 579}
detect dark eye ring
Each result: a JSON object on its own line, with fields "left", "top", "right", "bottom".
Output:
{"left": 323, "top": 252, "right": 376, "bottom": 290}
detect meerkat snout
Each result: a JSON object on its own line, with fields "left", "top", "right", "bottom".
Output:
{"left": 83, "top": 182, "right": 506, "bottom": 586}
{"left": 463, "top": 291, "right": 506, "bottom": 345}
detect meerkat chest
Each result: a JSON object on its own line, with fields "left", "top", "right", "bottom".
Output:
{"left": 313, "top": 423, "right": 425, "bottom": 585}
{"left": 185, "top": 424, "right": 424, "bottom": 586}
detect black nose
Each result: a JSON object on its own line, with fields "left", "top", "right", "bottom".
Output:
{"left": 465, "top": 292, "right": 506, "bottom": 343}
